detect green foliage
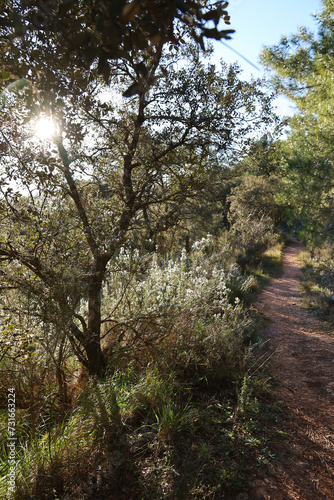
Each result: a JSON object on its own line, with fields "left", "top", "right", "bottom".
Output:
{"left": 237, "top": 375, "right": 259, "bottom": 416}
{"left": 0, "top": 0, "right": 234, "bottom": 92}
{"left": 2, "top": 354, "right": 273, "bottom": 499}
{"left": 0, "top": 1, "right": 295, "bottom": 497}
{"left": 101, "top": 237, "right": 258, "bottom": 379}
{"left": 228, "top": 175, "right": 285, "bottom": 228}
{"left": 0, "top": 230, "right": 274, "bottom": 498}
{"left": 239, "top": 135, "right": 285, "bottom": 178}
{"left": 299, "top": 247, "right": 334, "bottom": 324}
{"left": 226, "top": 175, "right": 284, "bottom": 270}
{"left": 250, "top": 241, "right": 284, "bottom": 286}
{"left": 3, "top": 413, "right": 98, "bottom": 500}
{"left": 0, "top": 34, "right": 277, "bottom": 376}
{"left": 261, "top": 0, "right": 334, "bottom": 245}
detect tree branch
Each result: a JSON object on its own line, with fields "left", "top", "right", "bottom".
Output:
{"left": 54, "top": 136, "right": 100, "bottom": 259}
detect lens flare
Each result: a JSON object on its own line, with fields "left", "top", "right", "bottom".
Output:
{"left": 35, "top": 117, "right": 56, "bottom": 140}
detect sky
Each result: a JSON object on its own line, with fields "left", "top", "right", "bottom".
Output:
{"left": 211, "top": 0, "right": 323, "bottom": 116}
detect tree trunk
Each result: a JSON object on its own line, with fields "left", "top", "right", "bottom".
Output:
{"left": 85, "top": 260, "right": 108, "bottom": 377}
{"left": 85, "top": 338, "right": 106, "bottom": 377}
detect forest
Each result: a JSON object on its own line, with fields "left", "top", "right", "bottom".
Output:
{"left": 0, "top": 0, "right": 333, "bottom": 498}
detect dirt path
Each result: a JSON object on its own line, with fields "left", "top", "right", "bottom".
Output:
{"left": 250, "top": 242, "right": 334, "bottom": 500}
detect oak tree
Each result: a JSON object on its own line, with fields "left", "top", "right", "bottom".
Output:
{"left": 0, "top": 4, "right": 277, "bottom": 376}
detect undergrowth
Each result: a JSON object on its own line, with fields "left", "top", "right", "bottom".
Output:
{"left": 1, "top": 366, "right": 278, "bottom": 499}
{"left": 298, "top": 246, "right": 334, "bottom": 326}
{"left": 249, "top": 240, "right": 284, "bottom": 288}
{"left": 0, "top": 235, "right": 284, "bottom": 499}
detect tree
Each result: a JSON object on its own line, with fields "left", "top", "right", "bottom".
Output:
{"left": 260, "top": 0, "right": 334, "bottom": 243}
{"left": 238, "top": 135, "right": 284, "bottom": 178}
{"left": 0, "top": 10, "right": 277, "bottom": 377}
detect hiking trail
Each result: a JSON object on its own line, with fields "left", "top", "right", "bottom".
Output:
{"left": 250, "top": 242, "right": 334, "bottom": 500}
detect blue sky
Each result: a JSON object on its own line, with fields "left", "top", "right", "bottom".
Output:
{"left": 211, "top": 0, "right": 323, "bottom": 115}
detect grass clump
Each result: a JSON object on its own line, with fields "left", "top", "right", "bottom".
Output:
{"left": 249, "top": 240, "right": 284, "bottom": 287}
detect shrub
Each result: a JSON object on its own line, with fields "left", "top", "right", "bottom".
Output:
{"left": 227, "top": 175, "right": 284, "bottom": 270}
{"left": 299, "top": 246, "right": 334, "bottom": 321}
{"left": 100, "top": 239, "right": 258, "bottom": 384}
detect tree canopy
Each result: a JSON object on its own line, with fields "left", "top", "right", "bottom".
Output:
{"left": 0, "top": 0, "right": 234, "bottom": 93}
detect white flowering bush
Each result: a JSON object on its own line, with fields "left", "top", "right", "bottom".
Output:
{"left": 102, "top": 240, "right": 257, "bottom": 379}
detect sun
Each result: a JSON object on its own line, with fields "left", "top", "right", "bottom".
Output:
{"left": 35, "top": 116, "right": 56, "bottom": 140}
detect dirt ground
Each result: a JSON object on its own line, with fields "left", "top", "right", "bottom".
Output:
{"left": 249, "top": 242, "right": 334, "bottom": 500}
